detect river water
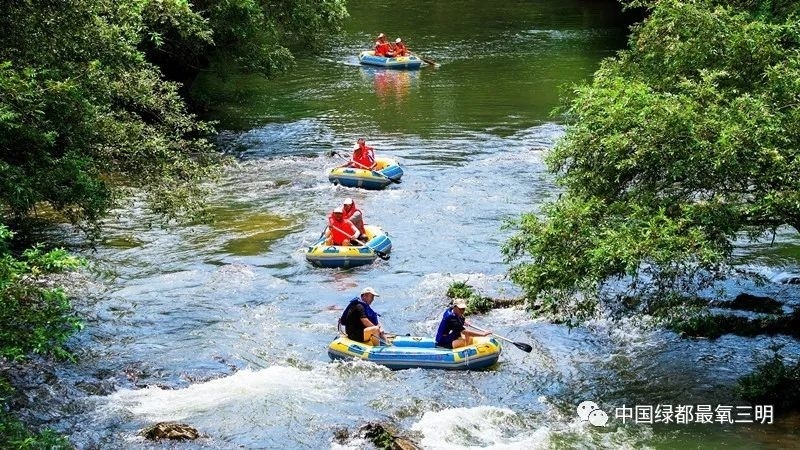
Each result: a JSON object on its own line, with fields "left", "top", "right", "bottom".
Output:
{"left": 22, "top": 0, "right": 800, "bottom": 448}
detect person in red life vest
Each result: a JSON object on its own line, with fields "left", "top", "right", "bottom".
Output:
{"left": 348, "top": 137, "right": 376, "bottom": 170}
{"left": 393, "top": 38, "right": 409, "bottom": 57}
{"left": 326, "top": 206, "right": 362, "bottom": 246}
{"left": 342, "top": 197, "right": 367, "bottom": 237}
{"left": 374, "top": 33, "right": 394, "bottom": 57}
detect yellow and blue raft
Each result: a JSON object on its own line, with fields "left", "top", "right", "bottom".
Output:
{"left": 305, "top": 224, "right": 392, "bottom": 268}
{"left": 328, "top": 335, "right": 501, "bottom": 370}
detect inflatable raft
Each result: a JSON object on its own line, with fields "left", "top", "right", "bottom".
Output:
{"left": 305, "top": 224, "right": 392, "bottom": 268}
{"left": 328, "top": 157, "right": 403, "bottom": 190}
{"left": 328, "top": 335, "right": 501, "bottom": 370}
{"left": 358, "top": 51, "right": 423, "bottom": 70}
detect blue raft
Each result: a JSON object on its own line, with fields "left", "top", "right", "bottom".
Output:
{"left": 328, "top": 335, "right": 502, "bottom": 370}
{"left": 358, "top": 51, "right": 423, "bottom": 70}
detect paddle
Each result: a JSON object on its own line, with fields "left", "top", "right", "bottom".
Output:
{"left": 466, "top": 323, "right": 533, "bottom": 353}
{"left": 328, "top": 223, "right": 390, "bottom": 260}
{"left": 413, "top": 53, "right": 438, "bottom": 67}
{"left": 329, "top": 150, "right": 401, "bottom": 184}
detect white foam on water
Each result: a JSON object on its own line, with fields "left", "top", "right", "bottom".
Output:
{"left": 330, "top": 437, "right": 368, "bottom": 450}
{"left": 103, "top": 365, "right": 337, "bottom": 422}
{"left": 410, "top": 406, "right": 550, "bottom": 449}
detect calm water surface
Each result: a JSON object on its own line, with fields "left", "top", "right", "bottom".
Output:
{"left": 21, "top": 1, "right": 800, "bottom": 448}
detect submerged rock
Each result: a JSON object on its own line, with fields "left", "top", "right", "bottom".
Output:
{"left": 359, "top": 422, "right": 421, "bottom": 450}
{"left": 141, "top": 422, "right": 200, "bottom": 441}
{"left": 711, "top": 293, "right": 784, "bottom": 314}
{"left": 334, "top": 422, "right": 420, "bottom": 450}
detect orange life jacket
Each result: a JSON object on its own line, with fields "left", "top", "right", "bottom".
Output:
{"left": 343, "top": 203, "right": 366, "bottom": 236}
{"left": 328, "top": 214, "right": 359, "bottom": 245}
{"left": 394, "top": 43, "right": 408, "bottom": 56}
{"left": 374, "top": 41, "right": 393, "bottom": 57}
{"left": 352, "top": 144, "right": 375, "bottom": 169}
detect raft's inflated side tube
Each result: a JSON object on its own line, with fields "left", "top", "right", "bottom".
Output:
{"left": 358, "top": 51, "right": 423, "bottom": 70}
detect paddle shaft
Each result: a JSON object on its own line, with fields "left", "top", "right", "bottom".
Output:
{"left": 412, "top": 53, "right": 437, "bottom": 67}
{"left": 467, "top": 323, "right": 532, "bottom": 352}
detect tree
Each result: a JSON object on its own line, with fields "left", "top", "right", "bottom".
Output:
{"left": 142, "top": 0, "right": 349, "bottom": 79}
{"left": 504, "top": 0, "right": 800, "bottom": 323}
{"left": 0, "top": 0, "right": 223, "bottom": 234}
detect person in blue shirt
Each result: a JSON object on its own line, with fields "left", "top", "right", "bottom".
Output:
{"left": 435, "top": 299, "right": 491, "bottom": 349}
{"left": 339, "top": 287, "right": 386, "bottom": 345}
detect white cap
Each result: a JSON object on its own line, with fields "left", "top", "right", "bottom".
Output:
{"left": 333, "top": 206, "right": 344, "bottom": 214}
{"left": 378, "top": 33, "right": 385, "bottom": 38}
{"left": 352, "top": 143, "right": 360, "bottom": 150}
{"left": 343, "top": 198, "right": 354, "bottom": 205}
{"left": 453, "top": 299, "right": 467, "bottom": 309}
{"left": 361, "top": 287, "right": 379, "bottom": 297}
{"left": 395, "top": 38, "right": 402, "bottom": 43}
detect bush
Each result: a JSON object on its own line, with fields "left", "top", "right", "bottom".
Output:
{"left": 446, "top": 281, "right": 475, "bottom": 300}
{"left": 736, "top": 352, "right": 800, "bottom": 412}
{"left": 0, "top": 225, "right": 84, "bottom": 360}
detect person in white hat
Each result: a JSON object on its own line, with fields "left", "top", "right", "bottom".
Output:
{"left": 374, "top": 32, "right": 395, "bottom": 57}
{"left": 325, "top": 206, "right": 361, "bottom": 246}
{"left": 339, "top": 287, "right": 387, "bottom": 345}
{"left": 393, "top": 37, "right": 408, "bottom": 57}
{"left": 342, "top": 197, "right": 366, "bottom": 237}
{"left": 435, "top": 299, "right": 491, "bottom": 349}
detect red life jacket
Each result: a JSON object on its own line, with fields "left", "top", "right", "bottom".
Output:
{"left": 374, "top": 41, "right": 393, "bottom": 57}
{"left": 352, "top": 144, "right": 375, "bottom": 169}
{"left": 343, "top": 203, "right": 366, "bottom": 236}
{"left": 328, "top": 214, "right": 359, "bottom": 245}
{"left": 394, "top": 43, "right": 408, "bottom": 56}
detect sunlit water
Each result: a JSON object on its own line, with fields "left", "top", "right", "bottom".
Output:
{"left": 15, "top": 1, "right": 800, "bottom": 448}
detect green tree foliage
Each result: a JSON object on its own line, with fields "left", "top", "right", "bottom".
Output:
{"left": 504, "top": 0, "right": 800, "bottom": 322}
{"left": 0, "top": 0, "right": 223, "bottom": 233}
{"left": 142, "top": 0, "right": 349, "bottom": 78}
{"left": 0, "top": 1, "right": 349, "bottom": 232}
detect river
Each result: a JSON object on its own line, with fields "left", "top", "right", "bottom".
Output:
{"left": 22, "top": 0, "right": 800, "bottom": 448}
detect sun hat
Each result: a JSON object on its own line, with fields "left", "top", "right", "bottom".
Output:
{"left": 395, "top": 38, "right": 402, "bottom": 43}
{"left": 361, "top": 287, "right": 380, "bottom": 296}
{"left": 454, "top": 299, "right": 467, "bottom": 309}
{"left": 344, "top": 198, "right": 354, "bottom": 205}
{"left": 333, "top": 206, "right": 344, "bottom": 214}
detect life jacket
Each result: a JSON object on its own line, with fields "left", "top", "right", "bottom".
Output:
{"left": 394, "top": 43, "right": 408, "bottom": 56}
{"left": 352, "top": 145, "right": 375, "bottom": 169}
{"left": 435, "top": 307, "right": 464, "bottom": 343}
{"left": 374, "top": 41, "right": 393, "bottom": 57}
{"left": 343, "top": 203, "right": 366, "bottom": 236}
{"left": 328, "top": 214, "right": 358, "bottom": 245}
{"left": 339, "top": 297, "right": 380, "bottom": 330}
